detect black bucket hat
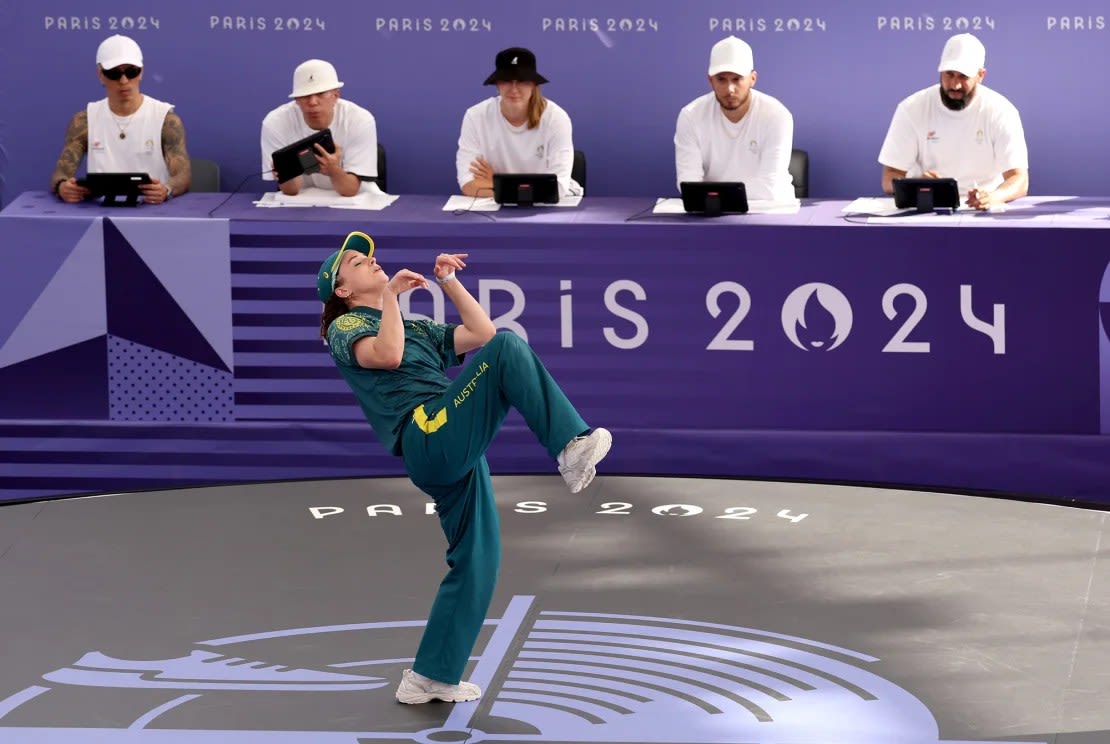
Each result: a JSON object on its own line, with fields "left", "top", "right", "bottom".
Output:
{"left": 483, "top": 47, "right": 549, "bottom": 85}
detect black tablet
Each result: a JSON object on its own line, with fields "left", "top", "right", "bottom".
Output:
{"left": 680, "top": 181, "right": 748, "bottom": 216}
{"left": 893, "top": 177, "right": 960, "bottom": 212}
{"left": 492, "top": 173, "right": 559, "bottom": 206}
{"left": 77, "top": 172, "right": 152, "bottom": 206}
{"left": 272, "top": 128, "right": 336, "bottom": 184}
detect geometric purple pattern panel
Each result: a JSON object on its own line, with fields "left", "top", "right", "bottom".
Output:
{"left": 0, "top": 336, "right": 107, "bottom": 420}
{"left": 0, "top": 217, "right": 105, "bottom": 367}
{"left": 112, "top": 216, "right": 233, "bottom": 370}
{"left": 108, "top": 336, "right": 233, "bottom": 422}
{"left": 104, "top": 220, "right": 229, "bottom": 372}
{"left": 230, "top": 231, "right": 357, "bottom": 422}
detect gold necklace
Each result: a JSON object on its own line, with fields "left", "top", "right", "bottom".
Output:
{"left": 111, "top": 112, "right": 134, "bottom": 140}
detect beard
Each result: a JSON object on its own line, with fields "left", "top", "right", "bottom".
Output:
{"left": 715, "top": 91, "right": 746, "bottom": 111}
{"left": 939, "top": 86, "right": 975, "bottom": 111}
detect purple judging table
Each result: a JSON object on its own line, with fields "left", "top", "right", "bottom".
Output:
{"left": 2, "top": 191, "right": 1109, "bottom": 503}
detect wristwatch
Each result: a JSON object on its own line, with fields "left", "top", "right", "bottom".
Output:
{"left": 435, "top": 272, "right": 456, "bottom": 285}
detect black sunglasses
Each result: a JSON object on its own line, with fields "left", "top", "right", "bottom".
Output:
{"left": 102, "top": 65, "right": 142, "bottom": 81}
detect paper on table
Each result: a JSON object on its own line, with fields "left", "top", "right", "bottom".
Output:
{"left": 841, "top": 197, "right": 905, "bottom": 216}
{"left": 749, "top": 199, "right": 800, "bottom": 214}
{"left": 254, "top": 185, "right": 399, "bottom": 210}
{"left": 442, "top": 195, "right": 583, "bottom": 211}
{"left": 652, "top": 197, "right": 801, "bottom": 215}
{"left": 254, "top": 192, "right": 312, "bottom": 207}
{"left": 443, "top": 195, "right": 500, "bottom": 211}
{"left": 329, "top": 193, "right": 400, "bottom": 210}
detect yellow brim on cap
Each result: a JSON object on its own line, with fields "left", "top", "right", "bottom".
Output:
{"left": 317, "top": 231, "right": 375, "bottom": 301}
{"left": 341, "top": 231, "right": 374, "bottom": 256}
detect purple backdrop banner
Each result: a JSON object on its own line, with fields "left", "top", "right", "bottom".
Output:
{"left": 1, "top": 196, "right": 1109, "bottom": 501}
{"left": 1, "top": 200, "right": 1107, "bottom": 434}
{"left": 2, "top": 1, "right": 1109, "bottom": 206}
{"left": 224, "top": 221, "right": 1106, "bottom": 437}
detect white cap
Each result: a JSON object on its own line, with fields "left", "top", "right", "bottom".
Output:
{"left": 96, "top": 35, "right": 143, "bottom": 70}
{"left": 289, "top": 59, "right": 344, "bottom": 98}
{"left": 938, "top": 33, "right": 985, "bottom": 77}
{"left": 708, "top": 36, "right": 754, "bottom": 77}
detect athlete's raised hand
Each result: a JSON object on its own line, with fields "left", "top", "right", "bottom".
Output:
{"left": 434, "top": 253, "right": 468, "bottom": 283}
{"left": 388, "top": 269, "right": 429, "bottom": 296}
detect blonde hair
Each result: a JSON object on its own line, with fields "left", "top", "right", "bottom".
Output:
{"left": 527, "top": 86, "right": 548, "bottom": 129}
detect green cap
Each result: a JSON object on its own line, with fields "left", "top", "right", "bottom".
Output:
{"left": 316, "top": 231, "right": 375, "bottom": 301}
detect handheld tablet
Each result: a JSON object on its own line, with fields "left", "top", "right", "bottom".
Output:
{"left": 272, "top": 128, "right": 336, "bottom": 184}
{"left": 77, "top": 172, "right": 152, "bottom": 207}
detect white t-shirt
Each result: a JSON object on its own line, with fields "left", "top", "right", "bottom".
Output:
{"left": 455, "top": 96, "right": 582, "bottom": 197}
{"left": 877, "top": 84, "right": 1028, "bottom": 195}
{"left": 260, "top": 99, "right": 377, "bottom": 189}
{"left": 674, "top": 89, "right": 795, "bottom": 202}
{"left": 86, "top": 96, "right": 173, "bottom": 185}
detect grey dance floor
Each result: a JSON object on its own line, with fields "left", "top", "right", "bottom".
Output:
{"left": 0, "top": 475, "right": 1107, "bottom": 743}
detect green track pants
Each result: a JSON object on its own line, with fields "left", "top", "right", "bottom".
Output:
{"left": 400, "top": 331, "right": 588, "bottom": 684}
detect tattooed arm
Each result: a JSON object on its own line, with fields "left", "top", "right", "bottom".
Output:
{"left": 51, "top": 112, "right": 92, "bottom": 202}
{"left": 139, "top": 111, "right": 192, "bottom": 203}
{"left": 161, "top": 111, "right": 191, "bottom": 195}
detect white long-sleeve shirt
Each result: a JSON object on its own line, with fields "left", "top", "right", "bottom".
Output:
{"left": 455, "top": 96, "right": 582, "bottom": 197}
{"left": 674, "top": 89, "right": 795, "bottom": 202}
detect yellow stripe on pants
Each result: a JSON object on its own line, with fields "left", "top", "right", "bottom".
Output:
{"left": 413, "top": 404, "right": 448, "bottom": 434}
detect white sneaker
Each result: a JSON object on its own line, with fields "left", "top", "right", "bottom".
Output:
{"left": 395, "top": 668, "right": 481, "bottom": 704}
{"left": 557, "top": 428, "right": 612, "bottom": 493}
